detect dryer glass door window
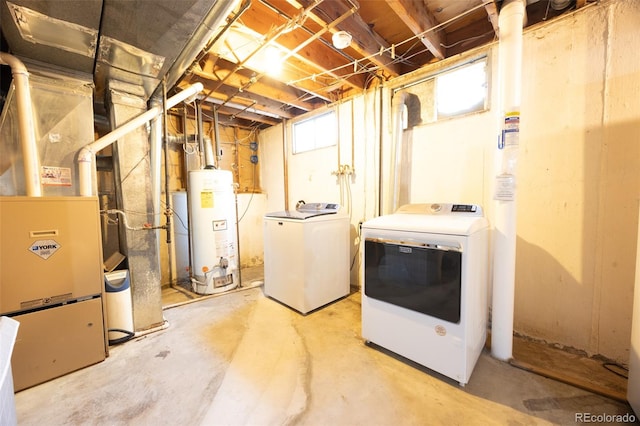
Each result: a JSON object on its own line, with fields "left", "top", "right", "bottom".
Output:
{"left": 364, "top": 239, "right": 462, "bottom": 323}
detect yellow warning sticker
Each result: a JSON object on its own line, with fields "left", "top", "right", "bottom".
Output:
{"left": 200, "top": 191, "right": 214, "bottom": 208}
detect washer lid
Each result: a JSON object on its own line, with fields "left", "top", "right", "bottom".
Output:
{"left": 265, "top": 210, "right": 336, "bottom": 220}
{"left": 265, "top": 202, "right": 341, "bottom": 220}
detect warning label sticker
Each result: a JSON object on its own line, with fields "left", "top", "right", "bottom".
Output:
{"left": 200, "top": 191, "right": 214, "bottom": 208}
{"left": 29, "top": 239, "right": 61, "bottom": 260}
{"left": 41, "top": 166, "right": 72, "bottom": 186}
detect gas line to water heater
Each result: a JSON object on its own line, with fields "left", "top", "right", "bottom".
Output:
{"left": 102, "top": 209, "right": 166, "bottom": 231}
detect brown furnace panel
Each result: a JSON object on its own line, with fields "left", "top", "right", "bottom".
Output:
{"left": 0, "top": 196, "right": 103, "bottom": 314}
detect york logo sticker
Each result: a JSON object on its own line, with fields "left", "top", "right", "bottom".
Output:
{"left": 29, "top": 240, "right": 60, "bottom": 260}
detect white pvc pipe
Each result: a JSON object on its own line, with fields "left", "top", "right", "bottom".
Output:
{"left": 78, "top": 83, "right": 203, "bottom": 196}
{"left": 389, "top": 91, "right": 407, "bottom": 214}
{"left": 491, "top": 0, "right": 526, "bottom": 362}
{"left": 0, "top": 53, "right": 41, "bottom": 196}
{"left": 149, "top": 97, "right": 163, "bottom": 226}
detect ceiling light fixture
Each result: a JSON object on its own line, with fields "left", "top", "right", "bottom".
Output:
{"left": 332, "top": 31, "right": 352, "bottom": 49}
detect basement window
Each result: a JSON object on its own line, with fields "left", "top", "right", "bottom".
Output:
{"left": 394, "top": 56, "right": 489, "bottom": 126}
{"left": 436, "top": 60, "right": 488, "bottom": 119}
{"left": 292, "top": 110, "right": 337, "bottom": 154}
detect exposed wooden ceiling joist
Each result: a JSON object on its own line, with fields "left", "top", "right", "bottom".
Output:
{"left": 285, "top": 0, "right": 403, "bottom": 78}
{"left": 238, "top": 2, "right": 367, "bottom": 91}
{"left": 194, "top": 77, "right": 300, "bottom": 120}
{"left": 195, "top": 57, "right": 319, "bottom": 111}
{"left": 169, "top": 0, "right": 582, "bottom": 129}
{"left": 484, "top": 1, "right": 499, "bottom": 35}
{"left": 384, "top": 0, "right": 446, "bottom": 60}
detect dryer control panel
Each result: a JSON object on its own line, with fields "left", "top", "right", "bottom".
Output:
{"left": 396, "top": 203, "right": 483, "bottom": 217}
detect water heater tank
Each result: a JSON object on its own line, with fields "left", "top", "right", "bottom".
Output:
{"left": 170, "top": 191, "right": 190, "bottom": 284}
{"left": 187, "top": 169, "right": 239, "bottom": 294}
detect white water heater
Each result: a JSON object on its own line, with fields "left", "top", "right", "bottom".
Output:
{"left": 170, "top": 190, "right": 190, "bottom": 284}
{"left": 187, "top": 169, "right": 239, "bottom": 295}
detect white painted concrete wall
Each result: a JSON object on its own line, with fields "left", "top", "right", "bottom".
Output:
{"left": 258, "top": 0, "right": 640, "bottom": 363}
{"left": 259, "top": 93, "right": 381, "bottom": 286}
{"left": 259, "top": 124, "right": 286, "bottom": 214}
{"left": 515, "top": 0, "right": 640, "bottom": 363}
{"left": 237, "top": 193, "right": 267, "bottom": 268}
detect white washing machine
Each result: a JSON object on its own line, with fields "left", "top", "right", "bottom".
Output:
{"left": 264, "top": 202, "right": 350, "bottom": 314}
{"left": 361, "top": 203, "right": 489, "bottom": 385}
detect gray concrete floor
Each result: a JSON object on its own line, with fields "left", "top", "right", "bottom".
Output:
{"left": 14, "top": 272, "right": 637, "bottom": 425}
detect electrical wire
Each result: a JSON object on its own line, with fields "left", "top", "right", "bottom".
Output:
{"left": 338, "top": 168, "right": 344, "bottom": 207}
{"left": 160, "top": 199, "right": 189, "bottom": 231}
{"left": 349, "top": 219, "right": 361, "bottom": 272}
{"left": 439, "top": 30, "right": 496, "bottom": 49}
{"left": 346, "top": 169, "right": 353, "bottom": 217}
{"left": 108, "top": 328, "right": 135, "bottom": 345}
{"left": 237, "top": 161, "right": 257, "bottom": 223}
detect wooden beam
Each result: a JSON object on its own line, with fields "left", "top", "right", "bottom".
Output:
{"left": 197, "top": 57, "right": 323, "bottom": 110}
{"left": 444, "top": 14, "right": 496, "bottom": 57}
{"left": 175, "top": 107, "right": 274, "bottom": 129}
{"left": 384, "top": 0, "right": 446, "bottom": 60}
{"left": 190, "top": 76, "right": 300, "bottom": 119}
{"left": 238, "top": 3, "right": 367, "bottom": 90}
{"left": 484, "top": 0, "right": 499, "bottom": 37}
{"left": 209, "top": 104, "right": 281, "bottom": 127}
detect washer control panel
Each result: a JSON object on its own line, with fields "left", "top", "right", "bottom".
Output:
{"left": 298, "top": 202, "right": 340, "bottom": 213}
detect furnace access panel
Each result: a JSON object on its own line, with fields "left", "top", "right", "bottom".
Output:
{"left": 0, "top": 196, "right": 107, "bottom": 391}
{"left": 0, "top": 196, "right": 104, "bottom": 313}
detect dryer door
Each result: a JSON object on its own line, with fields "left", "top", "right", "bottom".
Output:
{"left": 364, "top": 238, "right": 462, "bottom": 324}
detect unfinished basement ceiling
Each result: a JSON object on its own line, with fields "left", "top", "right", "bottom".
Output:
{"left": 0, "top": 0, "right": 589, "bottom": 129}
{"left": 175, "top": 0, "right": 591, "bottom": 128}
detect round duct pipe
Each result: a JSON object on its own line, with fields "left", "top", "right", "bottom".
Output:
{"left": 551, "top": 0, "right": 572, "bottom": 10}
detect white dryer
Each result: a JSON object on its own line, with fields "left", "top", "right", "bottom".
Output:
{"left": 264, "top": 202, "right": 350, "bottom": 314}
{"left": 361, "top": 203, "right": 489, "bottom": 385}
